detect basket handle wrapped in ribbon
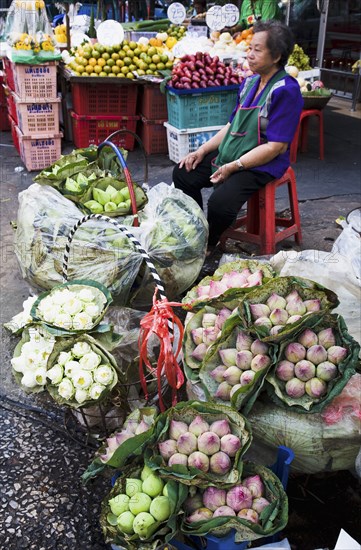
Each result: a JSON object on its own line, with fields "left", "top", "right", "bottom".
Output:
{"left": 62, "top": 212, "right": 184, "bottom": 412}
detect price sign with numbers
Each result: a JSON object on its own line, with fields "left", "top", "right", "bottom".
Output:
{"left": 222, "top": 4, "right": 239, "bottom": 27}
{"left": 167, "top": 2, "right": 186, "bottom": 25}
{"left": 206, "top": 5, "right": 223, "bottom": 31}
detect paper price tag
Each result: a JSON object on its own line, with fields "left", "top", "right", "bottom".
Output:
{"left": 167, "top": 3, "right": 186, "bottom": 25}
{"left": 222, "top": 4, "right": 239, "bottom": 27}
{"left": 206, "top": 4, "right": 240, "bottom": 30}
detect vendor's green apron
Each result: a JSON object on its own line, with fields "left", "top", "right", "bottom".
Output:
{"left": 212, "top": 70, "right": 287, "bottom": 172}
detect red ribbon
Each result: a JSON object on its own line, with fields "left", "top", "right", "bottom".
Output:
{"left": 138, "top": 290, "right": 185, "bottom": 412}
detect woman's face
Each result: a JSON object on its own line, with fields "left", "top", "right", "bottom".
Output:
{"left": 247, "top": 31, "right": 280, "bottom": 75}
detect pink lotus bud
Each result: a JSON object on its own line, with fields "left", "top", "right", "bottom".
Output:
{"left": 169, "top": 419, "right": 188, "bottom": 440}
{"left": 223, "top": 366, "right": 242, "bottom": 385}
{"left": 209, "top": 280, "right": 228, "bottom": 299}
{"left": 266, "top": 293, "right": 287, "bottom": 310}
{"left": 240, "top": 370, "right": 256, "bottom": 386}
{"left": 203, "top": 327, "right": 220, "bottom": 346}
{"left": 177, "top": 432, "right": 198, "bottom": 455}
{"left": 241, "top": 268, "right": 252, "bottom": 278}
{"left": 191, "top": 343, "right": 208, "bottom": 362}
{"left": 226, "top": 486, "right": 253, "bottom": 512}
{"left": 219, "top": 348, "right": 238, "bottom": 367}
{"left": 269, "top": 308, "right": 289, "bottom": 326}
{"left": 251, "top": 354, "right": 271, "bottom": 372}
{"left": 306, "top": 345, "right": 328, "bottom": 365}
{"left": 252, "top": 497, "right": 271, "bottom": 513}
{"left": 303, "top": 299, "right": 321, "bottom": 312}
{"left": 215, "top": 382, "right": 232, "bottom": 401}
{"left": 210, "top": 365, "right": 227, "bottom": 383}
{"left": 191, "top": 327, "right": 204, "bottom": 346}
{"left": 270, "top": 325, "right": 284, "bottom": 335}
{"left": 285, "top": 378, "right": 305, "bottom": 398}
{"left": 198, "top": 432, "right": 220, "bottom": 455}
{"left": 327, "top": 345, "right": 348, "bottom": 365}
{"left": 209, "top": 419, "right": 231, "bottom": 437}
{"left": 189, "top": 415, "right": 210, "bottom": 437}
{"left": 215, "top": 308, "right": 232, "bottom": 331}
{"left": 159, "top": 439, "right": 177, "bottom": 460}
{"left": 220, "top": 434, "right": 241, "bottom": 457}
{"left": 222, "top": 271, "right": 248, "bottom": 289}
{"left": 187, "top": 507, "right": 213, "bottom": 522}
{"left": 209, "top": 451, "right": 232, "bottom": 474}
{"left": 298, "top": 328, "right": 318, "bottom": 348}
{"left": 284, "top": 342, "right": 306, "bottom": 363}
{"left": 202, "top": 313, "right": 217, "bottom": 328}
{"left": 250, "top": 303, "right": 270, "bottom": 320}
{"left": 135, "top": 419, "right": 151, "bottom": 435}
{"left": 230, "top": 384, "right": 242, "bottom": 397}
{"left": 242, "top": 475, "right": 264, "bottom": 498}
{"left": 305, "top": 377, "right": 327, "bottom": 398}
{"left": 275, "top": 360, "right": 295, "bottom": 381}
{"left": 116, "top": 431, "right": 133, "bottom": 445}
{"left": 286, "top": 300, "right": 307, "bottom": 316}
{"left": 237, "top": 508, "right": 259, "bottom": 523}
{"left": 246, "top": 270, "right": 263, "bottom": 287}
{"left": 316, "top": 361, "right": 338, "bottom": 381}
{"left": 213, "top": 506, "right": 236, "bottom": 517}
{"left": 168, "top": 452, "right": 188, "bottom": 466}
{"left": 250, "top": 339, "right": 269, "bottom": 356}
{"left": 124, "top": 419, "right": 139, "bottom": 434}
{"left": 203, "top": 487, "right": 227, "bottom": 511}
{"left": 105, "top": 436, "right": 119, "bottom": 453}
{"left": 236, "top": 350, "right": 253, "bottom": 370}
{"left": 317, "top": 328, "right": 336, "bottom": 350}
{"left": 254, "top": 317, "right": 272, "bottom": 330}
{"left": 286, "top": 315, "right": 303, "bottom": 324}
{"left": 294, "top": 360, "right": 316, "bottom": 381}
{"left": 184, "top": 493, "right": 204, "bottom": 514}
{"left": 236, "top": 331, "right": 253, "bottom": 351}
{"left": 197, "top": 285, "right": 210, "bottom": 298}
{"left": 285, "top": 290, "right": 301, "bottom": 303}
{"left": 188, "top": 451, "right": 210, "bottom": 472}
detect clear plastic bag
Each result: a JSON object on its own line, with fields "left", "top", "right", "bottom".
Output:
{"left": 332, "top": 207, "right": 361, "bottom": 286}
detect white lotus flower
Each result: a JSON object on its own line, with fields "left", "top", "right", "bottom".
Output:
{"left": 52, "top": 289, "right": 73, "bottom": 306}
{"left": 8, "top": 296, "right": 37, "bottom": 332}
{"left": 79, "top": 351, "right": 101, "bottom": 371}
{"left": 75, "top": 388, "right": 89, "bottom": 404}
{"left": 55, "top": 313, "right": 73, "bottom": 330}
{"left": 23, "top": 296, "right": 38, "bottom": 314}
{"left": 57, "top": 351, "right": 73, "bottom": 366}
{"left": 46, "top": 364, "right": 64, "bottom": 385}
{"left": 83, "top": 303, "right": 100, "bottom": 318}
{"left": 62, "top": 297, "right": 83, "bottom": 316}
{"left": 37, "top": 296, "right": 53, "bottom": 315}
{"left": 11, "top": 356, "right": 25, "bottom": 373}
{"left": 71, "top": 341, "right": 92, "bottom": 358}
{"left": 72, "top": 369, "right": 93, "bottom": 390}
{"left": 21, "top": 371, "right": 38, "bottom": 388}
{"left": 58, "top": 378, "right": 75, "bottom": 400}
{"left": 64, "top": 360, "right": 80, "bottom": 377}
{"left": 89, "top": 383, "right": 106, "bottom": 400}
{"left": 42, "top": 304, "right": 63, "bottom": 324}
{"left": 21, "top": 340, "right": 49, "bottom": 357}
{"left": 94, "top": 365, "right": 114, "bottom": 386}
{"left": 72, "top": 311, "right": 93, "bottom": 330}
{"left": 78, "top": 288, "right": 95, "bottom": 302}
{"left": 23, "top": 351, "right": 47, "bottom": 371}
{"left": 34, "top": 367, "right": 47, "bottom": 386}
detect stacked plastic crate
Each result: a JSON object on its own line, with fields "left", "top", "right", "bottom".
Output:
{"left": 3, "top": 58, "right": 62, "bottom": 171}
{"left": 137, "top": 84, "right": 168, "bottom": 155}
{"left": 164, "top": 85, "right": 239, "bottom": 163}
{"left": 70, "top": 81, "right": 140, "bottom": 151}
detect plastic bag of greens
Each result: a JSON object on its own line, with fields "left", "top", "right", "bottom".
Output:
{"left": 180, "top": 461, "right": 288, "bottom": 543}
{"left": 199, "top": 321, "right": 277, "bottom": 415}
{"left": 265, "top": 313, "right": 360, "bottom": 413}
{"left": 45, "top": 334, "right": 122, "bottom": 409}
{"left": 82, "top": 407, "right": 158, "bottom": 483}
{"left": 182, "top": 260, "right": 275, "bottom": 311}
{"left": 146, "top": 401, "right": 252, "bottom": 488}
{"left": 237, "top": 276, "right": 339, "bottom": 343}
{"left": 100, "top": 462, "right": 188, "bottom": 550}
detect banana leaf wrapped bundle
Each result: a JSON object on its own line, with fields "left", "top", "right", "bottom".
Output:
{"left": 180, "top": 461, "right": 288, "bottom": 543}
{"left": 100, "top": 462, "right": 188, "bottom": 550}
{"left": 265, "top": 313, "right": 360, "bottom": 413}
{"left": 145, "top": 401, "right": 252, "bottom": 488}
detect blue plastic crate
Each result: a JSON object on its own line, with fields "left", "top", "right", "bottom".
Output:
{"left": 166, "top": 85, "right": 239, "bottom": 130}
{"left": 172, "top": 445, "right": 294, "bottom": 550}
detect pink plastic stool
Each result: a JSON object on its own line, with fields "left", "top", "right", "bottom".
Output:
{"left": 219, "top": 166, "right": 302, "bottom": 255}
{"left": 290, "top": 108, "right": 324, "bottom": 163}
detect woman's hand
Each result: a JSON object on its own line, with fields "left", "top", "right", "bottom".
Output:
{"left": 179, "top": 149, "right": 205, "bottom": 172}
{"left": 210, "top": 162, "right": 237, "bottom": 185}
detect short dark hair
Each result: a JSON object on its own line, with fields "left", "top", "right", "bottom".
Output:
{"left": 253, "top": 20, "right": 295, "bottom": 67}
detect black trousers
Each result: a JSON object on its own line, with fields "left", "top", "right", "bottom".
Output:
{"left": 172, "top": 151, "right": 274, "bottom": 246}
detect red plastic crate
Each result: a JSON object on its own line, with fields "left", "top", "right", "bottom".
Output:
{"left": 139, "top": 85, "right": 168, "bottom": 120}
{"left": 4, "top": 87, "right": 18, "bottom": 123}
{"left": 138, "top": 116, "right": 168, "bottom": 155}
{"left": 71, "top": 111, "right": 139, "bottom": 151}
{"left": 3, "top": 58, "right": 15, "bottom": 91}
{"left": 8, "top": 115, "right": 20, "bottom": 153}
{"left": 71, "top": 82, "right": 139, "bottom": 116}
{"left": 0, "top": 106, "right": 10, "bottom": 131}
